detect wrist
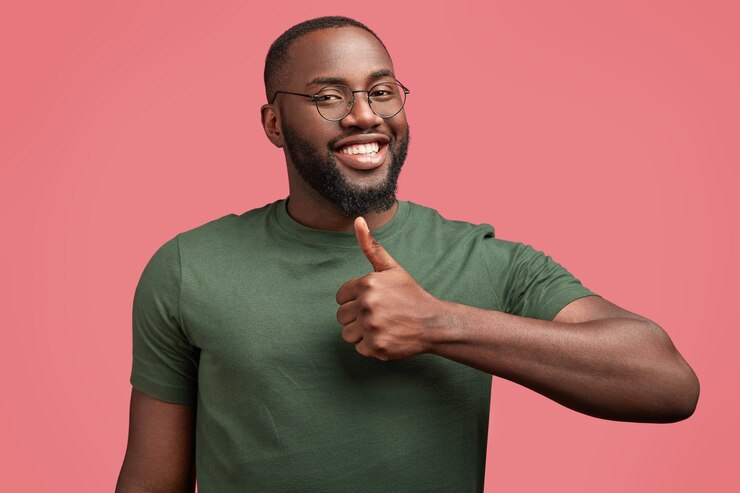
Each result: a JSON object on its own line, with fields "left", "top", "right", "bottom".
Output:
{"left": 423, "top": 299, "right": 467, "bottom": 355}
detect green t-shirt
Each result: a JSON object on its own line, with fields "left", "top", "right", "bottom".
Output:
{"left": 131, "top": 199, "right": 598, "bottom": 492}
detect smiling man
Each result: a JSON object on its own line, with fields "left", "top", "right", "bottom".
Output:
{"left": 117, "top": 16, "right": 699, "bottom": 493}
{"left": 263, "top": 22, "right": 410, "bottom": 227}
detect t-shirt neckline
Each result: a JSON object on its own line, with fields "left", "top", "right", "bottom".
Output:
{"left": 272, "top": 197, "right": 410, "bottom": 248}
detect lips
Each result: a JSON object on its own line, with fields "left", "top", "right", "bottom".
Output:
{"left": 333, "top": 133, "right": 390, "bottom": 151}
{"left": 334, "top": 143, "right": 387, "bottom": 170}
{"left": 339, "top": 141, "right": 380, "bottom": 155}
{"left": 332, "top": 133, "right": 391, "bottom": 171}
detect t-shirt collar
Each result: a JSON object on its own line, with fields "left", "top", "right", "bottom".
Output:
{"left": 272, "top": 197, "right": 410, "bottom": 248}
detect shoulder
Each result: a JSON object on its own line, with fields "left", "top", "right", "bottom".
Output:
{"left": 178, "top": 204, "right": 267, "bottom": 240}
{"left": 136, "top": 201, "right": 281, "bottom": 276}
{"left": 404, "top": 201, "right": 545, "bottom": 255}
{"left": 404, "top": 201, "right": 496, "bottom": 241}
{"left": 406, "top": 202, "right": 567, "bottom": 281}
{"left": 175, "top": 200, "right": 280, "bottom": 253}
{"left": 402, "top": 201, "right": 539, "bottom": 267}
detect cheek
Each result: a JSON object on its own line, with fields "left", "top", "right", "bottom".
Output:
{"left": 287, "top": 114, "right": 336, "bottom": 143}
{"left": 389, "top": 114, "right": 409, "bottom": 138}
{"left": 281, "top": 105, "right": 316, "bottom": 131}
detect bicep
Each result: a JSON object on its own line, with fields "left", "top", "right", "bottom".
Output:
{"left": 553, "top": 295, "right": 651, "bottom": 324}
{"left": 116, "top": 388, "right": 196, "bottom": 493}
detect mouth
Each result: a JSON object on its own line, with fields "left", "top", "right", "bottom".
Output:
{"left": 333, "top": 138, "right": 390, "bottom": 171}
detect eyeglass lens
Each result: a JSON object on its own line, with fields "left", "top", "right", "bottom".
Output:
{"left": 315, "top": 82, "right": 406, "bottom": 120}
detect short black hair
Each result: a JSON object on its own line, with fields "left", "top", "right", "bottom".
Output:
{"left": 264, "top": 16, "right": 387, "bottom": 102}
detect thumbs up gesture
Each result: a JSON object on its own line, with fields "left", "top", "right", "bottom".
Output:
{"left": 335, "top": 217, "right": 443, "bottom": 361}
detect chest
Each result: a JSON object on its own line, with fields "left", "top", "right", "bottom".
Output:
{"left": 179, "top": 243, "right": 496, "bottom": 397}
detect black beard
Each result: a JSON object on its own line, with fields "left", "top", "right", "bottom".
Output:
{"left": 282, "top": 124, "right": 410, "bottom": 217}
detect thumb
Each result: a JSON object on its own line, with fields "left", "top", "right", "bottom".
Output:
{"left": 354, "top": 216, "right": 398, "bottom": 272}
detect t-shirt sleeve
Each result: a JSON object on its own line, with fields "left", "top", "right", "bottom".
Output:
{"left": 481, "top": 235, "right": 600, "bottom": 320}
{"left": 130, "top": 235, "right": 199, "bottom": 404}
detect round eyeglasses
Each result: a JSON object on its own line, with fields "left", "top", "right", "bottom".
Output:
{"left": 270, "top": 81, "right": 410, "bottom": 121}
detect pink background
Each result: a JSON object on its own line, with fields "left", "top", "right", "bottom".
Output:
{"left": 1, "top": 1, "right": 737, "bottom": 491}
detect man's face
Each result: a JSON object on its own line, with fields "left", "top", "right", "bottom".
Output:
{"left": 275, "top": 27, "right": 410, "bottom": 217}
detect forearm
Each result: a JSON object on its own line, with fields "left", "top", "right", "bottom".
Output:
{"left": 426, "top": 300, "right": 699, "bottom": 423}
{"left": 115, "top": 468, "right": 195, "bottom": 493}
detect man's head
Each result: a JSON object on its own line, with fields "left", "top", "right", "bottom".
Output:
{"left": 261, "top": 16, "right": 410, "bottom": 217}
{"left": 264, "top": 17, "right": 388, "bottom": 104}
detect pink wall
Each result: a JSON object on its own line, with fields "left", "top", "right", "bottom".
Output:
{"left": 1, "top": 1, "right": 737, "bottom": 491}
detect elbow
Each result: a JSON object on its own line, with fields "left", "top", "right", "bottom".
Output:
{"left": 663, "top": 361, "right": 700, "bottom": 423}
{"left": 652, "top": 339, "right": 701, "bottom": 423}
{"left": 639, "top": 322, "right": 700, "bottom": 423}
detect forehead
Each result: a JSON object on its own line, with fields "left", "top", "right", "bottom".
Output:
{"left": 286, "top": 27, "right": 395, "bottom": 87}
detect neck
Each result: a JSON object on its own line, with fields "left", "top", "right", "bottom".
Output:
{"left": 285, "top": 192, "right": 398, "bottom": 233}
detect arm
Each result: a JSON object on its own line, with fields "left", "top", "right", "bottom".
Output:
{"left": 116, "top": 389, "right": 196, "bottom": 493}
{"left": 428, "top": 295, "right": 699, "bottom": 423}
{"left": 336, "top": 217, "right": 700, "bottom": 423}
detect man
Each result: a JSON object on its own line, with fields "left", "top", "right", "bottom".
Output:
{"left": 116, "top": 16, "right": 699, "bottom": 493}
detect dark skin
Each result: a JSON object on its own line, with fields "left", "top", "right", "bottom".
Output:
{"left": 117, "top": 26, "right": 699, "bottom": 493}
{"left": 339, "top": 217, "right": 699, "bottom": 422}
{"left": 115, "top": 389, "right": 196, "bottom": 493}
{"left": 260, "top": 28, "right": 407, "bottom": 232}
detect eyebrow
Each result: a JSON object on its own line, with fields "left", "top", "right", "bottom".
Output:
{"left": 306, "top": 70, "right": 396, "bottom": 88}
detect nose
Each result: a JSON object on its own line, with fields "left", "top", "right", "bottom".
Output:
{"left": 340, "top": 91, "right": 383, "bottom": 129}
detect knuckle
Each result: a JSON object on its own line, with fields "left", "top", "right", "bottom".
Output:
{"left": 341, "top": 327, "right": 354, "bottom": 343}
{"left": 365, "top": 316, "right": 381, "bottom": 332}
{"left": 371, "top": 341, "right": 389, "bottom": 361}
{"left": 360, "top": 276, "right": 375, "bottom": 290}
{"left": 365, "top": 291, "right": 379, "bottom": 305}
{"left": 367, "top": 336, "right": 385, "bottom": 351}
{"left": 358, "top": 297, "right": 375, "bottom": 314}
{"left": 365, "top": 338, "right": 378, "bottom": 351}
{"left": 370, "top": 239, "right": 385, "bottom": 255}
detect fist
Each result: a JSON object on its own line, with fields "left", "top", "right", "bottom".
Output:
{"left": 335, "top": 217, "right": 441, "bottom": 361}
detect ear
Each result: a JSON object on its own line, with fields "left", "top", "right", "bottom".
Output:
{"left": 261, "top": 104, "right": 284, "bottom": 148}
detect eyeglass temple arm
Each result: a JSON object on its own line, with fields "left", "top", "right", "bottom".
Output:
{"left": 268, "top": 90, "right": 316, "bottom": 104}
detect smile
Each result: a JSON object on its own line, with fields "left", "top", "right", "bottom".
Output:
{"left": 334, "top": 141, "right": 387, "bottom": 171}
{"left": 338, "top": 142, "right": 381, "bottom": 155}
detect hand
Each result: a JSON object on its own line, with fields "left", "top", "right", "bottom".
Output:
{"left": 335, "top": 216, "right": 442, "bottom": 361}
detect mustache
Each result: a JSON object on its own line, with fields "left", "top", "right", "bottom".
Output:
{"left": 327, "top": 130, "right": 395, "bottom": 148}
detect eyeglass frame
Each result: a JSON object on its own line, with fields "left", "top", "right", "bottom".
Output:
{"left": 268, "top": 80, "right": 411, "bottom": 121}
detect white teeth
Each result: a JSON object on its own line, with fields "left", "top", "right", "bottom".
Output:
{"left": 340, "top": 142, "right": 381, "bottom": 155}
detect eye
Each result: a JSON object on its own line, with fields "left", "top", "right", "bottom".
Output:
{"left": 369, "top": 84, "right": 398, "bottom": 100}
{"left": 315, "top": 94, "right": 342, "bottom": 102}
{"left": 315, "top": 87, "right": 347, "bottom": 104}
